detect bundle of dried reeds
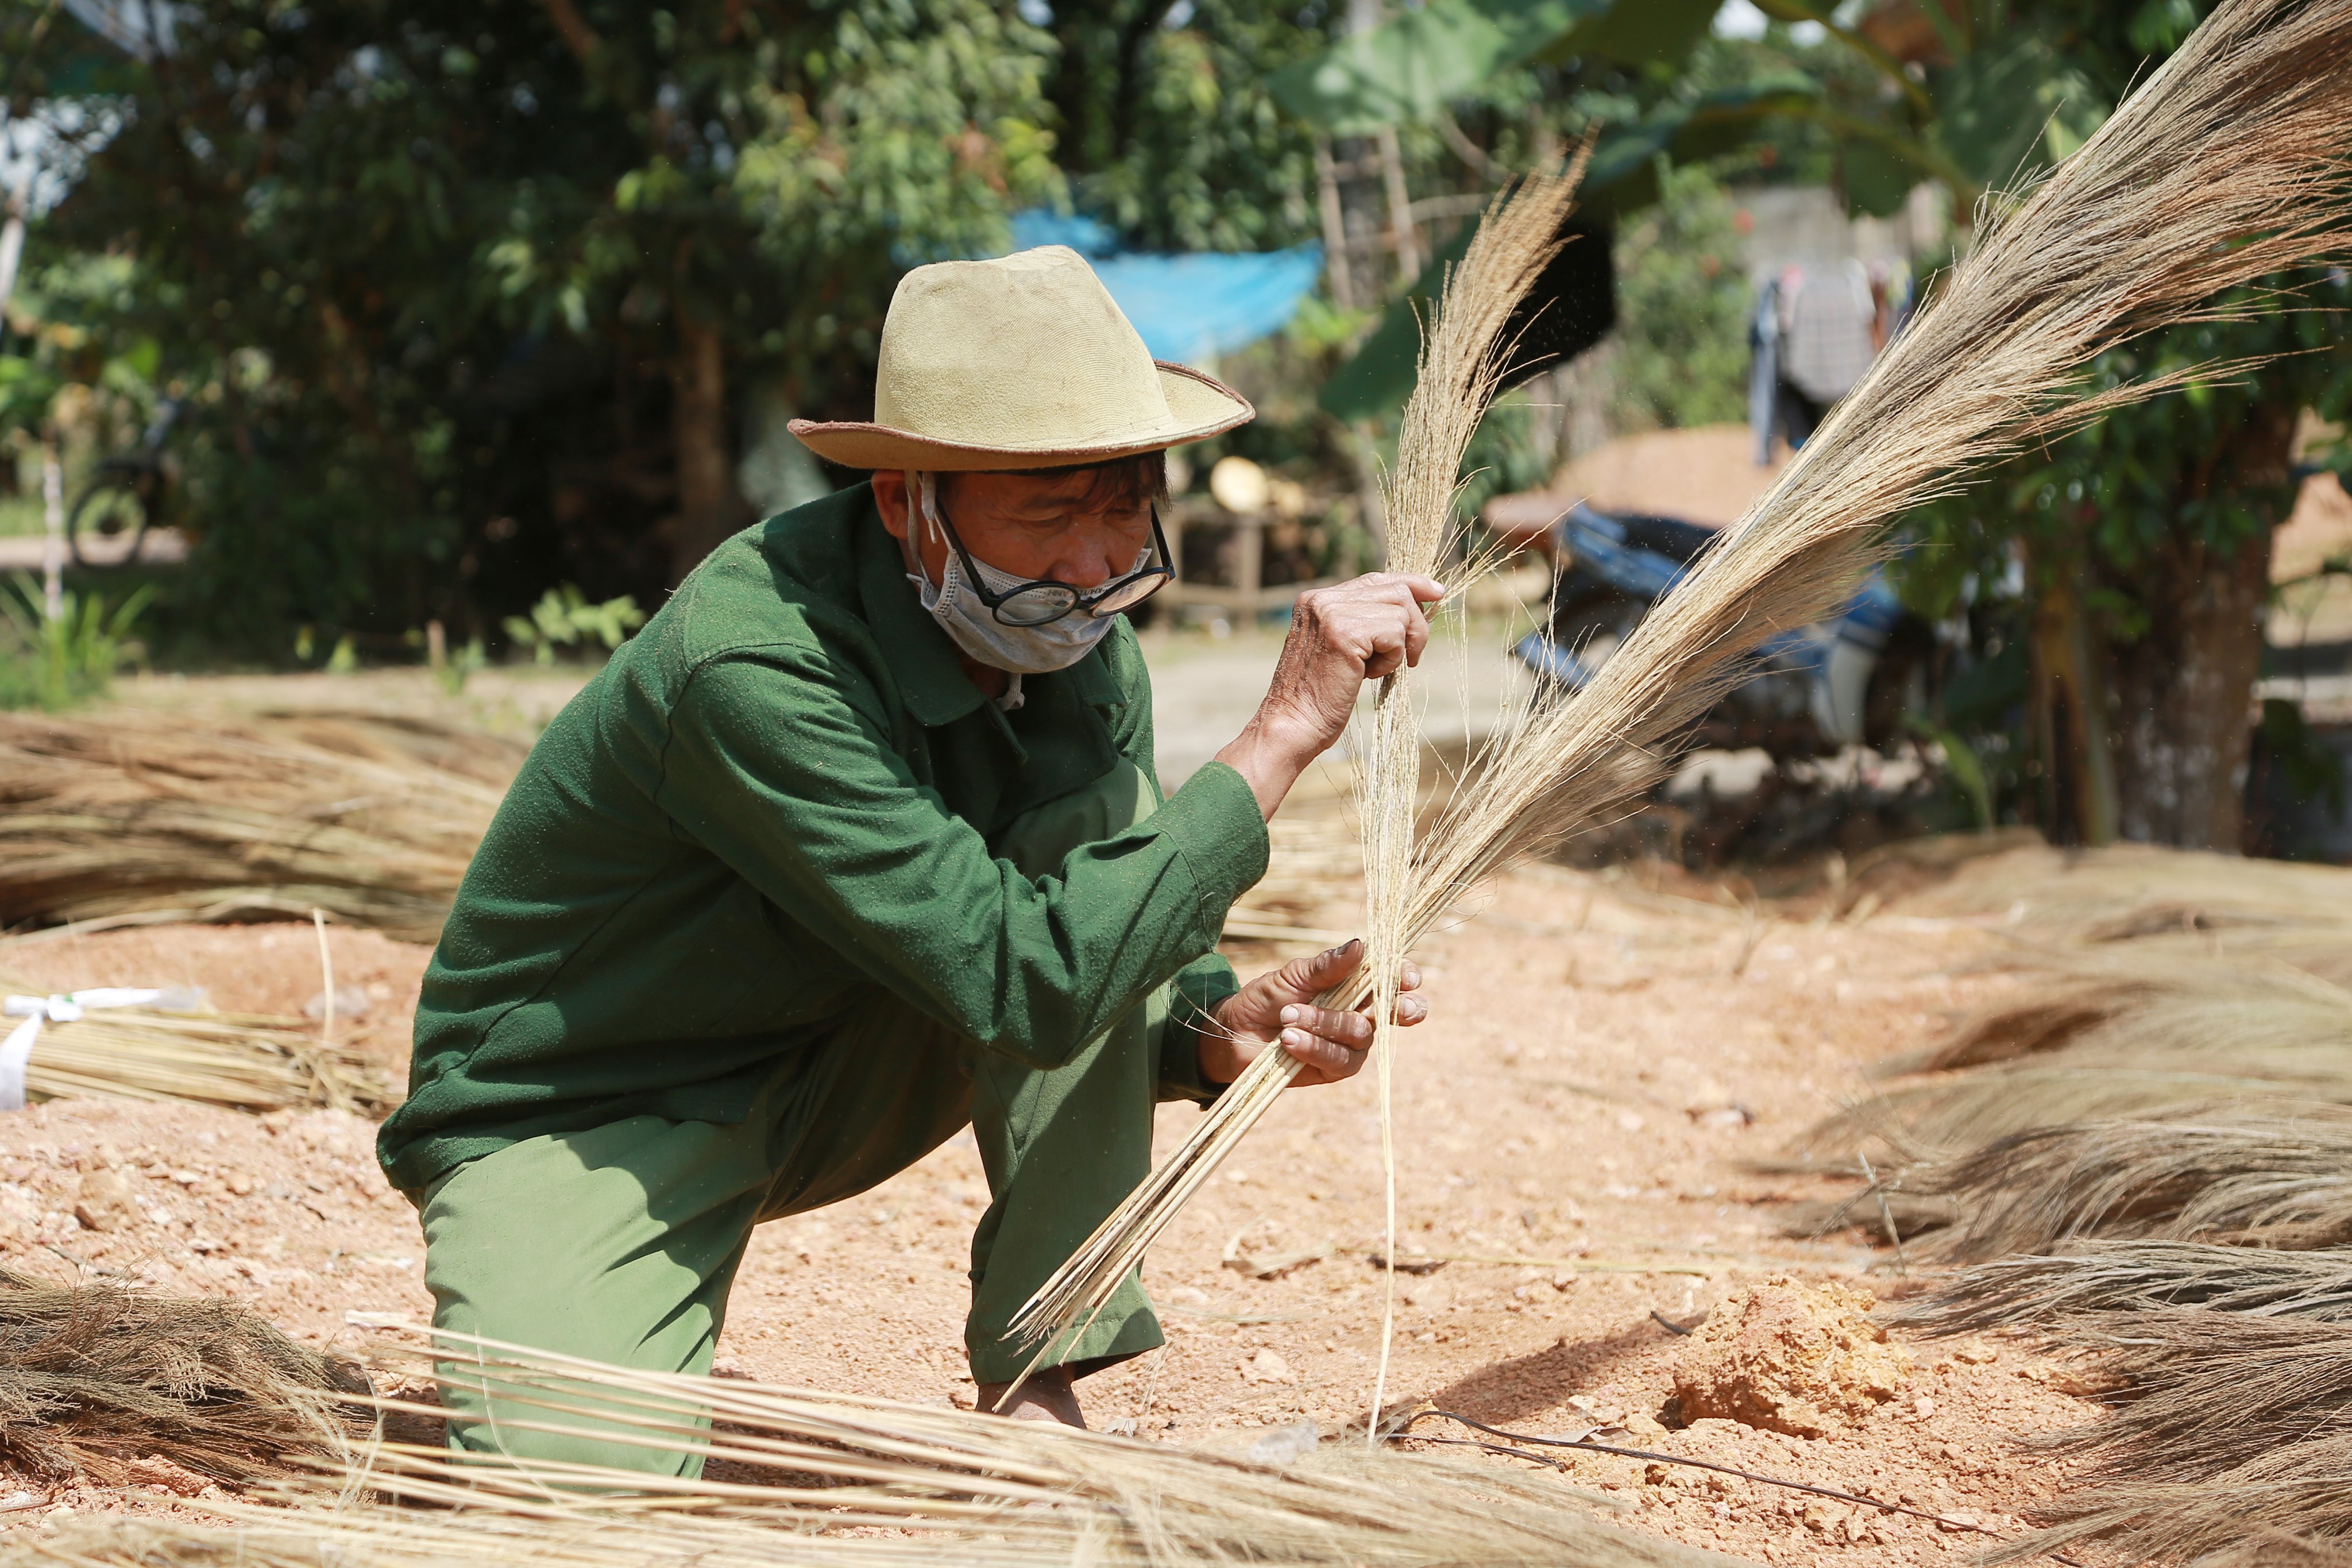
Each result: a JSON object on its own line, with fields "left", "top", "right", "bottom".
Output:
{"left": 1009, "top": 150, "right": 1593, "bottom": 1376}
{"left": 1802, "top": 956, "right": 2352, "bottom": 1158}
{"left": 1896, "top": 840, "right": 2352, "bottom": 950}
{"left": 1906, "top": 1240, "right": 2352, "bottom": 1335}
{"left": 0, "top": 967, "right": 388, "bottom": 1113}
{"left": 0, "top": 709, "right": 524, "bottom": 943}
{"left": 1830, "top": 1103, "right": 2352, "bottom": 1259}
{"left": 6, "top": 1321, "right": 1745, "bottom": 1568}
{"left": 0, "top": 1268, "right": 368, "bottom": 1486}
{"left": 1983, "top": 1308, "right": 2352, "bottom": 1564}
{"left": 1022, "top": 0, "right": 2352, "bottom": 1365}
{"left": 14, "top": 1455, "right": 1752, "bottom": 1568}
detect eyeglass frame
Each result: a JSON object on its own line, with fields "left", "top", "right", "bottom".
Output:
{"left": 926, "top": 487, "right": 1177, "bottom": 628}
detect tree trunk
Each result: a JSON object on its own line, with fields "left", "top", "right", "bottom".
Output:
{"left": 2027, "top": 551, "right": 2118, "bottom": 846}
{"left": 667, "top": 310, "right": 745, "bottom": 584}
{"left": 2105, "top": 402, "right": 2295, "bottom": 851}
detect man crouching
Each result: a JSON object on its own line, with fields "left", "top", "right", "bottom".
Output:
{"left": 376, "top": 246, "right": 1433, "bottom": 1469}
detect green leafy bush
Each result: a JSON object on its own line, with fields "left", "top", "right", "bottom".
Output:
{"left": 0, "top": 575, "right": 153, "bottom": 711}
{"left": 503, "top": 586, "right": 645, "bottom": 666}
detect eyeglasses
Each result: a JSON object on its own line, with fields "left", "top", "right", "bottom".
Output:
{"left": 932, "top": 497, "right": 1176, "bottom": 628}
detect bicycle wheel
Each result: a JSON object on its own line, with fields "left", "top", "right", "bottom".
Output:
{"left": 66, "top": 476, "right": 154, "bottom": 568}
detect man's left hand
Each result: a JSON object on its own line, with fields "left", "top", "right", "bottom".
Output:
{"left": 1200, "top": 939, "right": 1426, "bottom": 1089}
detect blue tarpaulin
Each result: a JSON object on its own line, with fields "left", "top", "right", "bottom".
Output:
{"left": 1006, "top": 211, "right": 1323, "bottom": 367}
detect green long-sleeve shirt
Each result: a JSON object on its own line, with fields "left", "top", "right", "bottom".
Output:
{"left": 376, "top": 483, "right": 1270, "bottom": 1195}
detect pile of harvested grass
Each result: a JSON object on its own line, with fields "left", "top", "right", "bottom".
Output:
{"left": 1829, "top": 1103, "right": 2352, "bottom": 1260}
{"left": 0, "top": 709, "right": 524, "bottom": 943}
{"left": 0, "top": 1268, "right": 368, "bottom": 1486}
{"left": 1906, "top": 1241, "right": 2352, "bottom": 1334}
{"left": 1802, "top": 954, "right": 2352, "bottom": 1158}
{"left": 0, "top": 965, "right": 388, "bottom": 1113}
{"left": 1896, "top": 840, "right": 2352, "bottom": 949}
{"left": 0, "top": 1296, "right": 1755, "bottom": 1567}
{"left": 336, "top": 1333, "right": 1737, "bottom": 1566}
{"left": 1972, "top": 1308, "right": 2352, "bottom": 1565}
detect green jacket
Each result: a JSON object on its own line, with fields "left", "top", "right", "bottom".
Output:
{"left": 376, "top": 483, "right": 1269, "bottom": 1194}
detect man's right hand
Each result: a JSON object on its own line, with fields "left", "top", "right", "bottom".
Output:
{"left": 1212, "top": 572, "right": 1444, "bottom": 820}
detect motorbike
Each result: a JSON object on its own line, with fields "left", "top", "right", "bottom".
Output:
{"left": 1509, "top": 501, "right": 1933, "bottom": 760}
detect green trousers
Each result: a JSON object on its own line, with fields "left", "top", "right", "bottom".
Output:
{"left": 418, "top": 762, "right": 1190, "bottom": 1475}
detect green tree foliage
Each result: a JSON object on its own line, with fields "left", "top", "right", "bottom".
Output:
{"left": 5, "top": 0, "right": 1057, "bottom": 653}
{"left": 1607, "top": 160, "right": 1750, "bottom": 430}
{"left": 1040, "top": 0, "right": 1333, "bottom": 252}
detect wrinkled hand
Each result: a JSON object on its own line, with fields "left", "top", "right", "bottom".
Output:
{"left": 1199, "top": 939, "right": 1427, "bottom": 1090}
{"left": 1215, "top": 573, "right": 1443, "bottom": 819}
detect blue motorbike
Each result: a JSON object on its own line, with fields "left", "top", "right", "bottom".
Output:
{"left": 1510, "top": 503, "right": 1932, "bottom": 759}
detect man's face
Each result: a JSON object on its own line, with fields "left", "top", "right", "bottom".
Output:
{"left": 875, "top": 469, "right": 1152, "bottom": 592}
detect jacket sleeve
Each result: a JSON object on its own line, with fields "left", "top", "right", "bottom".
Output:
{"left": 1098, "top": 628, "right": 1249, "bottom": 1104}
{"left": 654, "top": 644, "right": 1269, "bottom": 1071}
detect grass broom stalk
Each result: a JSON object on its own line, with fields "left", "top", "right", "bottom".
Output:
{"left": 1007, "top": 154, "right": 1590, "bottom": 1383}
{"left": 1015, "top": 0, "right": 2352, "bottom": 1370}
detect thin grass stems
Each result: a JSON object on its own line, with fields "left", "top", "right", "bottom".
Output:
{"left": 0, "top": 968, "right": 387, "bottom": 1113}
{"left": 1007, "top": 153, "right": 1592, "bottom": 1386}
{"left": 1903, "top": 1241, "right": 2352, "bottom": 1336}
{"left": 229, "top": 1328, "right": 1748, "bottom": 1568}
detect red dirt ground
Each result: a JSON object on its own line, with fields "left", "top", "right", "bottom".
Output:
{"left": 0, "top": 858, "right": 2102, "bottom": 1563}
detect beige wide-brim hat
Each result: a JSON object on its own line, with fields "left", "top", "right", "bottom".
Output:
{"left": 789, "top": 246, "right": 1254, "bottom": 472}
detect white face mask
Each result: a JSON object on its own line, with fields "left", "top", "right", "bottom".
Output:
{"left": 901, "top": 472, "right": 1125, "bottom": 677}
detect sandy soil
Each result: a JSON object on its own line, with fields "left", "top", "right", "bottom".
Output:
{"left": 0, "top": 848, "right": 2106, "bottom": 1563}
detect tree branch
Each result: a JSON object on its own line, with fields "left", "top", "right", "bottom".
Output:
{"left": 536, "top": 0, "right": 604, "bottom": 67}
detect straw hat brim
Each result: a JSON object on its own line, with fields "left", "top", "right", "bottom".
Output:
{"left": 788, "top": 363, "right": 1254, "bottom": 472}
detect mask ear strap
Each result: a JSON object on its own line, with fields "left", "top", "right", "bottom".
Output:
{"left": 916, "top": 472, "right": 945, "bottom": 548}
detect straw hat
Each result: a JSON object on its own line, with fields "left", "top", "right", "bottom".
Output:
{"left": 789, "top": 246, "right": 1254, "bottom": 471}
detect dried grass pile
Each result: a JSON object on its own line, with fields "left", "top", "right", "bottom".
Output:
{"left": 1791, "top": 870, "right": 2352, "bottom": 1555}
{"left": 0, "top": 1297, "right": 1759, "bottom": 1567}
{"left": 1024, "top": 0, "right": 2352, "bottom": 1374}
{"left": 1896, "top": 840, "right": 2352, "bottom": 949}
{"left": 1907, "top": 1240, "right": 2352, "bottom": 1333}
{"left": 1833, "top": 1103, "right": 2352, "bottom": 1260}
{"left": 1804, "top": 956, "right": 2352, "bottom": 1158}
{"left": 0, "top": 1268, "right": 368, "bottom": 1487}
{"left": 0, "top": 964, "right": 388, "bottom": 1113}
{"left": 1960, "top": 1310, "right": 2352, "bottom": 1565}
{"left": 0, "top": 709, "right": 525, "bottom": 943}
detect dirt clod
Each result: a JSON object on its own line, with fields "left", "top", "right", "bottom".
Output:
{"left": 1670, "top": 1273, "right": 1913, "bottom": 1437}
{"left": 71, "top": 1172, "right": 139, "bottom": 1234}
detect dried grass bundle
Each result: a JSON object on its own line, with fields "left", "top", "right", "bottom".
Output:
{"left": 0, "top": 1268, "right": 368, "bottom": 1486}
{"left": 140, "top": 1327, "right": 1742, "bottom": 1568}
{"left": 10, "top": 1455, "right": 1754, "bottom": 1568}
{"left": 1009, "top": 151, "right": 1592, "bottom": 1375}
{"left": 1895, "top": 841, "right": 2352, "bottom": 949}
{"left": 1018, "top": 0, "right": 2352, "bottom": 1365}
{"left": 1833, "top": 1104, "right": 2352, "bottom": 1259}
{"left": 1805, "top": 963, "right": 2352, "bottom": 1156}
{"left": 1905, "top": 1240, "right": 2352, "bottom": 1335}
{"left": 0, "top": 966, "right": 388, "bottom": 1113}
{"left": 1983, "top": 1308, "right": 2352, "bottom": 1564}
{"left": 0, "top": 709, "right": 524, "bottom": 943}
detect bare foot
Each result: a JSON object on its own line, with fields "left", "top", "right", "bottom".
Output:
{"left": 975, "top": 1366, "right": 1087, "bottom": 1427}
